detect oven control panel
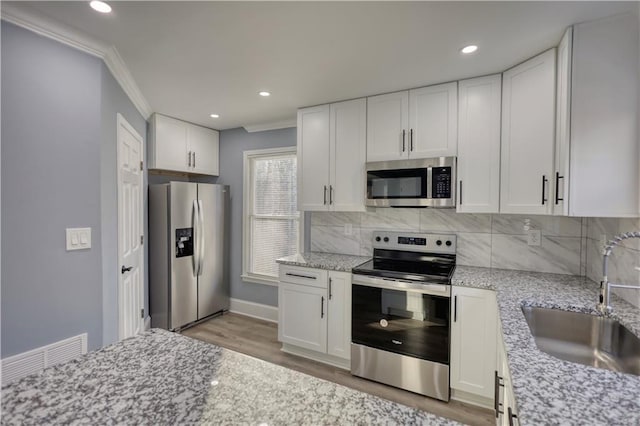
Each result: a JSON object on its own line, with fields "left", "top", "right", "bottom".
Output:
{"left": 372, "top": 231, "right": 456, "bottom": 254}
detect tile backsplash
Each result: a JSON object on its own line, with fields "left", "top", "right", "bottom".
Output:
{"left": 310, "top": 210, "right": 640, "bottom": 307}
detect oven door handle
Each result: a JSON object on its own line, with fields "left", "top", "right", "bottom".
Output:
{"left": 352, "top": 275, "right": 451, "bottom": 297}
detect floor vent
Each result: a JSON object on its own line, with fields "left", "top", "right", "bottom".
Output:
{"left": 1, "top": 333, "right": 87, "bottom": 386}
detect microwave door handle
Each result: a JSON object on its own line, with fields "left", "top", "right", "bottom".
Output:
{"left": 426, "top": 167, "right": 433, "bottom": 199}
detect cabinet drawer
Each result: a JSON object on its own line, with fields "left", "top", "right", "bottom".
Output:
{"left": 279, "top": 265, "right": 327, "bottom": 289}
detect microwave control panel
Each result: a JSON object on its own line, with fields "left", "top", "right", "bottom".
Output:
{"left": 432, "top": 167, "right": 452, "bottom": 199}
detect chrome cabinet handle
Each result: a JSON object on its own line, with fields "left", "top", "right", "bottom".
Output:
{"left": 410, "top": 128, "right": 414, "bottom": 151}
{"left": 454, "top": 295, "right": 458, "bottom": 322}
{"left": 321, "top": 296, "right": 324, "bottom": 318}
{"left": 541, "top": 175, "right": 548, "bottom": 205}
{"left": 555, "top": 172, "right": 564, "bottom": 205}
{"left": 508, "top": 407, "right": 518, "bottom": 426}
{"left": 193, "top": 152, "right": 196, "bottom": 168}
{"left": 329, "top": 185, "right": 334, "bottom": 205}
{"left": 323, "top": 185, "right": 327, "bottom": 205}
{"left": 459, "top": 180, "right": 463, "bottom": 205}
{"left": 121, "top": 265, "right": 133, "bottom": 274}
{"left": 494, "top": 371, "right": 505, "bottom": 417}
{"left": 329, "top": 278, "right": 333, "bottom": 300}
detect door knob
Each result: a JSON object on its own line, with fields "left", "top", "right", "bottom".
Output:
{"left": 121, "top": 265, "right": 133, "bottom": 274}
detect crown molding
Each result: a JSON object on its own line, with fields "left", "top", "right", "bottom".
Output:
{"left": 243, "top": 119, "right": 296, "bottom": 133}
{"left": 1, "top": 3, "right": 153, "bottom": 119}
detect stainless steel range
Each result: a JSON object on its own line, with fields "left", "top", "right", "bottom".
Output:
{"left": 350, "top": 231, "right": 456, "bottom": 401}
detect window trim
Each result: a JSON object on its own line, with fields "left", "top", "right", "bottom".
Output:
{"left": 242, "top": 146, "right": 298, "bottom": 286}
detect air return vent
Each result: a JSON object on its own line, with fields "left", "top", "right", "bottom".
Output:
{"left": 2, "top": 333, "right": 87, "bottom": 386}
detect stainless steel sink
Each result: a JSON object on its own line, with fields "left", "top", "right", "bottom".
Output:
{"left": 521, "top": 306, "right": 640, "bottom": 376}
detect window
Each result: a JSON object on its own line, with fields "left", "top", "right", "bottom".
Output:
{"left": 242, "top": 147, "right": 299, "bottom": 285}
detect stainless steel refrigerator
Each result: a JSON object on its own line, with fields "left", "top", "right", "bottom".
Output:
{"left": 149, "top": 182, "right": 229, "bottom": 330}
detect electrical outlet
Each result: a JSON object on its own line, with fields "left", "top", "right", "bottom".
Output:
{"left": 527, "top": 229, "right": 541, "bottom": 246}
{"left": 344, "top": 223, "right": 353, "bottom": 236}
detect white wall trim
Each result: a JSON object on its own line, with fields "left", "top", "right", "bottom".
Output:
{"left": 243, "top": 119, "right": 296, "bottom": 133}
{"left": 1, "top": 333, "right": 88, "bottom": 386}
{"left": 229, "top": 298, "right": 278, "bottom": 323}
{"left": 1, "top": 3, "right": 152, "bottom": 119}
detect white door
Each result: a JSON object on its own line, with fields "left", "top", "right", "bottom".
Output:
{"left": 329, "top": 98, "right": 367, "bottom": 212}
{"left": 117, "top": 113, "right": 144, "bottom": 340}
{"left": 326, "top": 271, "right": 351, "bottom": 360}
{"left": 298, "top": 105, "right": 330, "bottom": 211}
{"left": 278, "top": 282, "right": 327, "bottom": 353}
{"left": 450, "top": 286, "right": 497, "bottom": 399}
{"left": 500, "top": 49, "right": 556, "bottom": 214}
{"left": 188, "top": 125, "right": 220, "bottom": 176}
{"left": 457, "top": 75, "right": 502, "bottom": 213}
{"left": 409, "top": 82, "right": 458, "bottom": 158}
{"left": 366, "top": 91, "right": 409, "bottom": 161}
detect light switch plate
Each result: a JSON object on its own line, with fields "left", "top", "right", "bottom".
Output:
{"left": 527, "top": 229, "right": 541, "bottom": 246}
{"left": 66, "top": 228, "right": 91, "bottom": 251}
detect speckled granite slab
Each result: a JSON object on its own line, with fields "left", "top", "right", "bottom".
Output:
{"left": 277, "top": 252, "right": 370, "bottom": 272}
{"left": 1, "top": 329, "right": 458, "bottom": 425}
{"left": 452, "top": 265, "right": 640, "bottom": 426}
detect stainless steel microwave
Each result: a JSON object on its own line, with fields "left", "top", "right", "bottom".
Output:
{"left": 365, "top": 157, "right": 456, "bottom": 208}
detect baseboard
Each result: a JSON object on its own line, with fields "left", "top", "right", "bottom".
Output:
{"left": 229, "top": 298, "right": 278, "bottom": 323}
{"left": 144, "top": 316, "right": 151, "bottom": 330}
{"left": 281, "top": 343, "right": 350, "bottom": 370}
{"left": 1, "top": 333, "right": 88, "bottom": 386}
{"left": 451, "top": 388, "right": 493, "bottom": 409}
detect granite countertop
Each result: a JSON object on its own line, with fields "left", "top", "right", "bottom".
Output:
{"left": 0, "top": 329, "right": 458, "bottom": 425}
{"left": 276, "top": 252, "right": 370, "bottom": 272}
{"left": 452, "top": 265, "right": 640, "bottom": 426}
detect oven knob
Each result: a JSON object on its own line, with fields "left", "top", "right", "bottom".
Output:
{"left": 436, "top": 240, "right": 442, "bottom": 246}
{"left": 375, "top": 236, "right": 381, "bottom": 242}
{"left": 383, "top": 237, "right": 389, "bottom": 243}
{"left": 446, "top": 240, "right": 452, "bottom": 246}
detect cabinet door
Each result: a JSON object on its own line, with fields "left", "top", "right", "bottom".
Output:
{"left": 188, "top": 125, "right": 219, "bottom": 176}
{"left": 570, "top": 12, "right": 639, "bottom": 217}
{"left": 298, "top": 105, "right": 330, "bottom": 211}
{"left": 278, "top": 282, "right": 327, "bottom": 353}
{"left": 151, "top": 114, "right": 189, "bottom": 172}
{"left": 366, "top": 91, "right": 409, "bottom": 161}
{"left": 457, "top": 75, "right": 502, "bottom": 213}
{"left": 330, "top": 99, "right": 367, "bottom": 212}
{"left": 326, "top": 271, "right": 351, "bottom": 360}
{"left": 553, "top": 27, "right": 572, "bottom": 216}
{"left": 500, "top": 49, "right": 556, "bottom": 214}
{"left": 450, "top": 286, "right": 497, "bottom": 399}
{"left": 409, "top": 82, "right": 458, "bottom": 158}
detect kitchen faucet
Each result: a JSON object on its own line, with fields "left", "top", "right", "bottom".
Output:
{"left": 597, "top": 231, "right": 640, "bottom": 314}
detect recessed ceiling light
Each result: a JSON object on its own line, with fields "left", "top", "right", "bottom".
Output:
{"left": 461, "top": 45, "right": 478, "bottom": 54}
{"left": 210, "top": 114, "right": 219, "bottom": 118}
{"left": 258, "top": 91, "right": 271, "bottom": 97}
{"left": 89, "top": 1, "right": 112, "bottom": 13}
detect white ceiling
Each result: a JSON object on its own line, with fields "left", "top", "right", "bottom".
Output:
{"left": 5, "top": 1, "right": 637, "bottom": 130}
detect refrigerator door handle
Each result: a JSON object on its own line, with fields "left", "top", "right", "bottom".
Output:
{"left": 197, "top": 199, "right": 205, "bottom": 276}
{"left": 192, "top": 200, "right": 200, "bottom": 276}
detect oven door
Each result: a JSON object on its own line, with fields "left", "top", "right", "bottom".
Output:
{"left": 351, "top": 275, "right": 450, "bottom": 365}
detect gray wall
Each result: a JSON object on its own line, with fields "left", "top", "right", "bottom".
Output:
{"left": 217, "top": 127, "right": 296, "bottom": 307}
{"left": 1, "top": 22, "right": 148, "bottom": 356}
{"left": 1, "top": 22, "right": 103, "bottom": 356}
{"left": 100, "top": 63, "right": 147, "bottom": 346}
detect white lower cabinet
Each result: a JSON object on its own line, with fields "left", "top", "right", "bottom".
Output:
{"left": 278, "top": 265, "right": 351, "bottom": 366}
{"left": 450, "top": 286, "right": 498, "bottom": 406}
{"left": 496, "top": 318, "right": 519, "bottom": 426}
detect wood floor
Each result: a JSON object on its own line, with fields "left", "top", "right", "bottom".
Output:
{"left": 183, "top": 312, "right": 494, "bottom": 426}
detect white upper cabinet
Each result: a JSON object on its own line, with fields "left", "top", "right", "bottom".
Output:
{"left": 298, "top": 100, "right": 366, "bottom": 212}
{"left": 457, "top": 75, "right": 502, "bottom": 213}
{"left": 553, "top": 28, "right": 572, "bottom": 216}
{"left": 568, "top": 12, "right": 639, "bottom": 217}
{"left": 366, "top": 91, "right": 409, "bottom": 161}
{"left": 367, "top": 84, "right": 457, "bottom": 162}
{"left": 188, "top": 124, "right": 219, "bottom": 176}
{"left": 298, "top": 105, "right": 331, "bottom": 211}
{"left": 500, "top": 49, "right": 556, "bottom": 215}
{"left": 409, "top": 82, "right": 458, "bottom": 158}
{"left": 329, "top": 99, "right": 367, "bottom": 211}
{"left": 148, "top": 113, "right": 219, "bottom": 176}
